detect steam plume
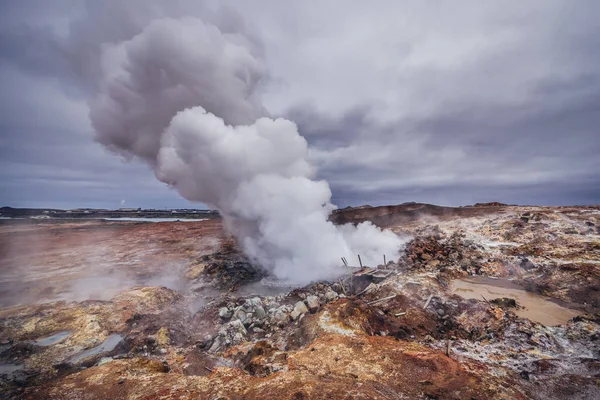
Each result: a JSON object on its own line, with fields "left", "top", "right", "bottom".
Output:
{"left": 87, "top": 12, "right": 404, "bottom": 284}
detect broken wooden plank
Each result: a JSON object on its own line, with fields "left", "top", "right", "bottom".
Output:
{"left": 480, "top": 294, "right": 491, "bottom": 305}
{"left": 358, "top": 254, "right": 363, "bottom": 268}
{"left": 423, "top": 294, "right": 434, "bottom": 310}
{"left": 356, "top": 283, "right": 378, "bottom": 296}
{"left": 366, "top": 294, "right": 397, "bottom": 305}
{"left": 394, "top": 312, "right": 406, "bottom": 317}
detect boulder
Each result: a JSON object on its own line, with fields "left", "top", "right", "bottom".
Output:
{"left": 290, "top": 301, "right": 309, "bottom": 320}
{"left": 325, "top": 290, "right": 339, "bottom": 302}
{"left": 232, "top": 308, "right": 248, "bottom": 323}
{"left": 253, "top": 306, "right": 267, "bottom": 320}
{"left": 219, "top": 307, "right": 232, "bottom": 319}
{"left": 244, "top": 297, "right": 263, "bottom": 312}
{"left": 272, "top": 307, "right": 290, "bottom": 327}
{"left": 210, "top": 320, "right": 248, "bottom": 352}
{"left": 305, "top": 295, "right": 320, "bottom": 313}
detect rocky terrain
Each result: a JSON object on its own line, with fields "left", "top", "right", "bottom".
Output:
{"left": 0, "top": 203, "right": 599, "bottom": 399}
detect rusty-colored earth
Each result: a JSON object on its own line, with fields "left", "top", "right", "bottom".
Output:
{"left": 1, "top": 204, "right": 599, "bottom": 399}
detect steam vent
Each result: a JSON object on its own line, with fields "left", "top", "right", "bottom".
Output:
{"left": 2, "top": 2, "right": 599, "bottom": 399}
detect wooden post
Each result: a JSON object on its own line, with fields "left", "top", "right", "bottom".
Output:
{"left": 383, "top": 254, "right": 386, "bottom": 268}
{"left": 358, "top": 254, "right": 363, "bottom": 268}
{"left": 341, "top": 257, "right": 348, "bottom": 266}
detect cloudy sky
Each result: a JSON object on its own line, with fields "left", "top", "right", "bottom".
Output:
{"left": 1, "top": 0, "right": 599, "bottom": 209}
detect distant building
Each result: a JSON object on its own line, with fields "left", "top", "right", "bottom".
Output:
{"left": 119, "top": 208, "right": 141, "bottom": 212}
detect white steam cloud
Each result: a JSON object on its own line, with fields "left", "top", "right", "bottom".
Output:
{"left": 85, "top": 11, "right": 404, "bottom": 284}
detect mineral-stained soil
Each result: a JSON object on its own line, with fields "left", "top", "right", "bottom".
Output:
{"left": 0, "top": 204, "right": 599, "bottom": 399}
{"left": 0, "top": 219, "right": 224, "bottom": 307}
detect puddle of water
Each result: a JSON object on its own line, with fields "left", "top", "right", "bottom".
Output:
{"left": 0, "top": 363, "right": 23, "bottom": 376}
{"left": 35, "top": 330, "right": 72, "bottom": 346}
{"left": 451, "top": 277, "right": 582, "bottom": 326}
{"left": 69, "top": 334, "right": 123, "bottom": 364}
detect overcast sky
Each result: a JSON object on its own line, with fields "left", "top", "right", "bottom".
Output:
{"left": 1, "top": 0, "right": 599, "bottom": 209}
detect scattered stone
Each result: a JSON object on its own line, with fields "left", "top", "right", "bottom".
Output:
{"left": 196, "top": 335, "right": 212, "bottom": 349}
{"left": 209, "top": 320, "right": 249, "bottom": 353}
{"left": 305, "top": 295, "right": 320, "bottom": 313}
{"left": 233, "top": 332, "right": 244, "bottom": 345}
{"left": 253, "top": 306, "right": 267, "bottom": 320}
{"left": 290, "top": 301, "right": 309, "bottom": 321}
{"left": 232, "top": 308, "right": 248, "bottom": 324}
{"left": 273, "top": 307, "right": 290, "bottom": 327}
{"left": 325, "top": 290, "right": 339, "bottom": 302}
{"left": 244, "top": 297, "right": 263, "bottom": 311}
{"left": 219, "top": 307, "right": 232, "bottom": 319}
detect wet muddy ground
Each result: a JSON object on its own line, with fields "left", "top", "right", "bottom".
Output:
{"left": 0, "top": 204, "right": 599, "bottom": 399}
{"left": 450, "top": 277, "right": 581, "bottom": 326}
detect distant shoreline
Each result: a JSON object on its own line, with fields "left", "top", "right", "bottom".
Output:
{"left": 0, "top": 206, "right": 221, "bottom": 221}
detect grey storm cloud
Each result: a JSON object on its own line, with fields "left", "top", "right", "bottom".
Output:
{"left": 1, "top": 0, "right": 599, "bottom": 209}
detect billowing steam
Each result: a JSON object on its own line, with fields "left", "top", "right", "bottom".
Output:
{"left": 86, "top": 13, "right": 404, "bottom": 284}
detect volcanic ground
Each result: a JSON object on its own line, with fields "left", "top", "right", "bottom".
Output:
{"left": 0, "top": 203, "right": 599, "bottom": 399}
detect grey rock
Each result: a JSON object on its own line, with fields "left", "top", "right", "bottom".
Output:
{"left": 219, "top": 307, "right": 232, "bottom": 319}
{"left": 227, "top": 320, "right": 247, "bottom": 336}
{"left": 208, "top": 337, "right": 222, "bottom": 353}
{"left": 305, "top": 295, "right": 320, "bottom": 313}
{"left": 253, "top": 306, "right": 267, "bottom": 320}
{"left": 291, "top": 301, "right": 309, "bottom": 320}
{"left": 273, "top": 307, "right": 290, "bottom": 327}
{"left": 325, "top": 290, "right": 339, "bottom": 302}
{"left": 233, "top": 332, "right": 245, "bottom": 345}
{"left": 232, "top": 308, "right": 247, "bottom": 323}
{"left": 244, "top": 297, "right": 263, "bottom": 312}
